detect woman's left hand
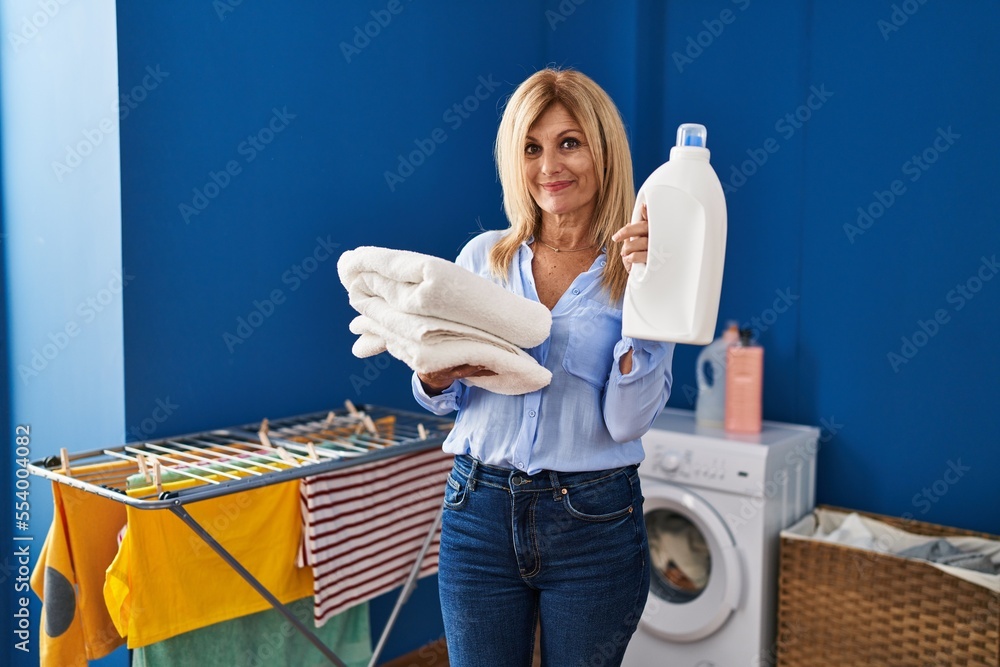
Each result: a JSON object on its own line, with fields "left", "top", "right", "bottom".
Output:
{"left": 611, "top": 204, "right": 649, "bottom": 273}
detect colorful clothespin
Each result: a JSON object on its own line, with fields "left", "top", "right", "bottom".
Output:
{"left": 137, "top": 454, "right": 150, "bottom": 483}
{"left": 275, "top": 447, "right": 299, "bottom": 466}
{"left": 59, "top": 448, "right": 72, "bottom": 476}
{"left": 258, "top": 418, "right": 273, "bottom": 449}
{"left": 152, "top": 460, "right": 164, "bottom": 495}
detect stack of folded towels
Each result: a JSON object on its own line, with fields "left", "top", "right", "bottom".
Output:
{"left": 337, "top": 246, "right": 553, "bottom": 395}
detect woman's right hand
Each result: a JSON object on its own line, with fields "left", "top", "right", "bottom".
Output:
{"left": 418, "top": 365, "right": 497, "bottom": 396}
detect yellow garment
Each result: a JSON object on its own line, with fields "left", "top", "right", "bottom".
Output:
{"left": 104, "top": 480, "right": 312, "bottom": 648}
{"left": 31, "top": 475, "right": 128, "bottom": 666}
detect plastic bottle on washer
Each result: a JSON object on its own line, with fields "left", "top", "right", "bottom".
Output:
{"left": 695, "top": 320, "right": 740, "bottom": 427}
{"left": 725, "top": 328, "right": 764, "bottom": 434}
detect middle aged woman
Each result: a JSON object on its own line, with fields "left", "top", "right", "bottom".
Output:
{"left": 412, "top": 68, "right": 674, "bottom": 666}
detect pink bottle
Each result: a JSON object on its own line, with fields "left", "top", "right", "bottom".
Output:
{"left": 725, "top": 329, "right": 763, "bottom": 434}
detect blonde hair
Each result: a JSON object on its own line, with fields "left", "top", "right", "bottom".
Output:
{"left": 490, "top": 68, "right": 634, "bottom": 302}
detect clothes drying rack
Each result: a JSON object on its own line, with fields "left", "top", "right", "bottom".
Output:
{"left": 27, "top": 403, "right": 454, "bottom": 667}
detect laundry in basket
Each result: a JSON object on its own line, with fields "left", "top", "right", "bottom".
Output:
{"left": 798, "top": 508, "right": 1000, "bottom": 591}
{"left": 776, "top": 505, "right": 1000, "bottom": 667}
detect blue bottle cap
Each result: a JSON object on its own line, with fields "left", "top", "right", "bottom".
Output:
{"left": 677, "top": 123, "right": 707, "bottom": 148}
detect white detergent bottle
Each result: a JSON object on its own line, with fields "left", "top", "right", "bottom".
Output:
{"left": 622, "top": 123, "right": 727, "bottom": 344}
{"left": 695, "top": 320, "right": 740, "bottom": 426}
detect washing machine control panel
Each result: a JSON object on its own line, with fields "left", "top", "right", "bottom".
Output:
{"left": 655, "top": 449, "right": 727, "bottom": 480}
{"left": 643, "top": 427, "right": 771, "bottom": 494}
{"left": 659, "top": 452, "right": 682, "bottom": 472}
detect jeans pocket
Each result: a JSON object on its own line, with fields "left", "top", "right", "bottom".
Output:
{"left": 443, "top": 472, "right": 470, "bottom": 510}
{"left": 562, "top": 470, "right": 635, "bottom": 522}
{"left": 562, "top": 300, "right": 622, "bottom": 389}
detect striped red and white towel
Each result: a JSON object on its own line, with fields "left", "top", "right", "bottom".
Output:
{"left": 299, "top": 447, "right": 454, "bottom": 626}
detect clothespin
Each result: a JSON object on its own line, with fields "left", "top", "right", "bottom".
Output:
{"left": 258, "top": 418, "right": 273, "bottom": 449}
{"left": 152, "top": 460, "right": 163, "bottom": 495}
{"left": 362, "top": 414, "right": 378, "bottom": 436}
{"left": 275, "top": 447, "right": 299, "bottom": 466}
{"left": 137, "top": 454, "right": 150, "bottom": 483}
{"left": 59, "top": 448, "right": 72, "bottom": 476}
{"left": 324, "top": 411, "right": 336, "bottom": 428}
{"left": 344, "top": 400, "right": 359, "bottom": 416}
{"left": 418, "top": 423, "right": 428, "bottom": 440}
{"left": 306, "top": 441, "right": 319, "bottom": 461}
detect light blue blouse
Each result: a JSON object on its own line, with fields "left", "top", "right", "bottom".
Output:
{"left": 411, "top": 230, "right": 674, "bottom": 474}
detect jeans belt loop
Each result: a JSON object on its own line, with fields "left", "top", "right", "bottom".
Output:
{"left": 548, "top": 470, "right": 562, "bottom": 501}
{"left": 467, "top": 458, "right": 478, "bottom": 492}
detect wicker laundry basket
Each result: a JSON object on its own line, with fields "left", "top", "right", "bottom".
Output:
{"left": 776, "top": 506, "right": 1000, "bottom": 667}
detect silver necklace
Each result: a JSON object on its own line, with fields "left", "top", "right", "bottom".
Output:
{"left": 535, "top": 238, "right": 596, "bottom": 253}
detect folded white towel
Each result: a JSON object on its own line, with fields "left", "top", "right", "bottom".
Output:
{"left": 338, "top": 246, "right": 551, "bottom": 347}
{"left": 350, "top": 312, "right": 552, "bottom": 395}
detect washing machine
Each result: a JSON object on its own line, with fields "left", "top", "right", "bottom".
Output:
{"left": 623, "top": 408, "right": 819, "bottom": 667}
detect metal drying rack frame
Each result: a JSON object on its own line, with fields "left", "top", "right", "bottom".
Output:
{"left": 27, "top": 404, "right": 454, "bottom": 667}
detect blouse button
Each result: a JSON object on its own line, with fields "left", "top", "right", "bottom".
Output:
{"left": 572, "top": 288, "right": 580, "bottom": 295}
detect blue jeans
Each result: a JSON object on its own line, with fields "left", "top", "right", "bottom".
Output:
{"left": 438, "top": 454, "right": 650, "bottom": 667}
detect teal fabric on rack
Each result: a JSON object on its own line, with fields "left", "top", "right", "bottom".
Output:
{"left": 132, "top": 598, "right": 371, "bottom": 667}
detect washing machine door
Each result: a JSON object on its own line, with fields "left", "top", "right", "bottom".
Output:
{"left": 640, "top": 479, "right": 741, "bottom": 642}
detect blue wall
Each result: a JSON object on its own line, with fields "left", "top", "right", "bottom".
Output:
{"left": 117, "top": 2, "right": 547, "bottom": 436}
{"left": 543, "top": 0, "right": 999, "bottom": 529}
{"left": 645, "top": 0, "right": 1000, "bottom": 532}
{"left": 798, "top": 1, "right": 999, "bottom": 528}
{"left": 115, "top": 1, "right": 549, "bottom": 661}
{"left": 3, "top": 1, "right": 998, "bottom": 665}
